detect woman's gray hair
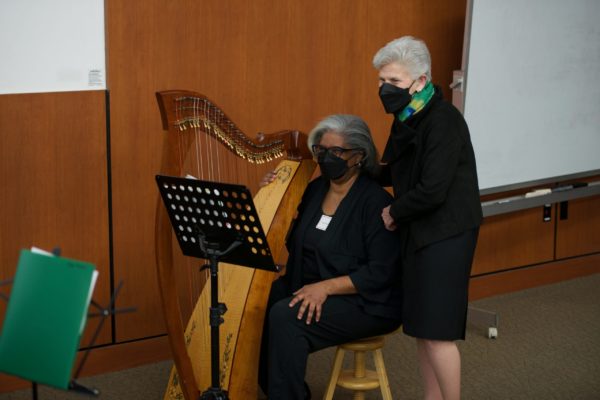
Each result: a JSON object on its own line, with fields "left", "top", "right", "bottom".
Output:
{"left": 307, "top": 114, "right": 381, "bottom": 177}
{"left": 372, "top": 36, "right": 432, "bottom": 82}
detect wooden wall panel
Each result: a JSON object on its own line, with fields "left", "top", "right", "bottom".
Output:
{"left": 471, "top": 207, "right": 555, "bottom": 276}
{"left": 105, "top": 0, "right": 468, "bottom": 340}
{"left": 0, "top": 91, "right": 112, "bottom": 346}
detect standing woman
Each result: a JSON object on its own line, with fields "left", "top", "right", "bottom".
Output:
{"left": 373, "top": 36, "right": 482, "bottom": 400}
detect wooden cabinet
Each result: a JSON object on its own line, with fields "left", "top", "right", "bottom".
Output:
{"left": 472, "top": 207, "right": 555, "bottom": 275}
{"left": 556, "top": 195, "right": 600, "bottom": 258}
{"left": 470, "top": 191, "right": 600, "bottom": 300}
{"left": 472, "top": 191, "right": 600, "bottom": 276}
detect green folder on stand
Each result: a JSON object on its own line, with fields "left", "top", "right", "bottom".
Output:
{"left": 0, "top": 249, "right": 98, "bottom": 389}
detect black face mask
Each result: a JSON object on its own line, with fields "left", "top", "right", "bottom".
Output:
{"left": 318, "top": 151, "right": 350, "bottom": 181}
{"left": 378, "top": 82, "right": 414, "bottom": 114}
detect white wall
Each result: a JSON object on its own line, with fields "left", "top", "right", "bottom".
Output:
{"left": 0, "top": 0, "right": 105, "bottom": 94}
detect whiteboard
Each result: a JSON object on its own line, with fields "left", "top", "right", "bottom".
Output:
{"left": 462, "top": 0, "right": 600, "bottom": 193}
{"left": 0, "top": 0, "right": 106, "bottom": 94}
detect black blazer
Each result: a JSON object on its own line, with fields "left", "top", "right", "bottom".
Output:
{"left": 380, "top": 86, "right": 483, "bottom": 251}
{"left": 281, "top": 174, "right": 402, "bottom": 319}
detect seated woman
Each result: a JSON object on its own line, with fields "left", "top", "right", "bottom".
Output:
{"left": 258, "top": 114, "right": 403, "bottom": 400}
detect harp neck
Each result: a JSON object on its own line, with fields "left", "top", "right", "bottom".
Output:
{"left": 156, "top": 90, "right": 311, "bottom": 167}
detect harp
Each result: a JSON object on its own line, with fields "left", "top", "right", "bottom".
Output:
{"left": 155, "top": 90, "right": 316, "bottom": 400}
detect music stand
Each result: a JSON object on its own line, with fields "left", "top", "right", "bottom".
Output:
{"left": 69, "top": 279, "right": 136, "bottom": 396}
{"left": 156, "top": 175, "right": 278, "bottom": 400}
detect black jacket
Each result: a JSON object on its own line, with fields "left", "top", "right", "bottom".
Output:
{"left": 282, "top": 174, "right": 403, "bottom": 319}
{"left": 380, "top": 86, "right": 483, "bottom": 251}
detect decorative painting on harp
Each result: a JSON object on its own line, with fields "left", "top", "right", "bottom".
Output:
{"left": 154, "top": 90, "right": 316, "bottom": 400}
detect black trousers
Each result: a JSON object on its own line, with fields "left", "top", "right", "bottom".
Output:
{"left": 258, "top": 278, "right": 401, "bottom": 400}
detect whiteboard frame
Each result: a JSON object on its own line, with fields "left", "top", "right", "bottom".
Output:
{"left": 459, "top": 0, "right": 600, "bottom": 195}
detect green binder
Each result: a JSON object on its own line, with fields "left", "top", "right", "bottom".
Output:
{"left": 0, "top": 249, "right": 97, "bottom": 389}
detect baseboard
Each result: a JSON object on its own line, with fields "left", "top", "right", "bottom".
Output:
{"left": 469, "top": 252, "right": 600, "bottom": 301}
{"left": 0, "top": 335, "right": 172, "bottom": 393}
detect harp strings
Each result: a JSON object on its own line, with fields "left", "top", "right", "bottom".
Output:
{"left": 170, "top": 93, "right": 290, "bottom": 307}
{"left": 193, "top": 97, "right": 204, "bottom": 180}
{"left": 174, "top": 95, "right": 286, "bottom": 184}
{"left": 211, "top": 102, "right": 218, "bottom": 181}
{"left": 175, "top": 96, "right": 184, "bottom": 177}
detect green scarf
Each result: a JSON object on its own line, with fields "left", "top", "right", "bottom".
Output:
{"left": 397, "top": 81, "right": 435, "bottom": 122}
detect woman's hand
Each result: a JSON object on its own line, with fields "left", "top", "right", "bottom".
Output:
{"left": 259, "top": 170, "right": 277, "bottom": 187}
{"left": 289, "top": 281, "right": 330, "bottom": 324}
{"left": 381, "top": 205, "right": 397, "bottom": 231}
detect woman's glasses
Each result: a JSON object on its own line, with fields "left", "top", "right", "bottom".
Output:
{"left": 312, "top": 144, "right": 362, "bottom": 158}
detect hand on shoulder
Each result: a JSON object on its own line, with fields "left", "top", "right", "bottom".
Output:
{"left": 259, "top": 170, "right": 277, "bottom": 187}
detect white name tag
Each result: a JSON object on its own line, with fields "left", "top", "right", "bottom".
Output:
{"left": 316, "top": 214, "right": 332, "bottom": 231}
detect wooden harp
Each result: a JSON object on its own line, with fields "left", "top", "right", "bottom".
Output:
{"left": 155, "top": 90, "right": 315, "bottom": 400}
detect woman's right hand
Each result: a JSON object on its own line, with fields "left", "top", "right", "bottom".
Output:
{"left": 382, "top": 205, "right": 397, "bottom": 231}
{"left": 259, "top": 170, "right": 277, "bottom": 187}
{"left": 289, "top": 281, "right": 330, "bottom": 324}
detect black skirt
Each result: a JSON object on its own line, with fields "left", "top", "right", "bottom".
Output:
{"left": 402, "top": 227, "right": 479, "bottom": 341}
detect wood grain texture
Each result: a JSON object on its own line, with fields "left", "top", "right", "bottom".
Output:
{"left": 471, "top": 208, "right": 555, "bottom": 276}
{"left": 105, "top": 0, "right": 468, "bottom": 341}
{"left": 0, "top": 90, "right": 111, "bottom": 347}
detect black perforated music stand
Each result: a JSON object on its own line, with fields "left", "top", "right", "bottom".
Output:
{"left": 156, "top": 175, "right": 278, "bottom": 400}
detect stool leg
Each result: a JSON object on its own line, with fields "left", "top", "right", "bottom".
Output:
{"left": 353, "top": 351, "right": 366, "bottom": 400}
{"left": 323, "top": 347, "right": 345, "bottom": 400}
{"left": 373, "top": 349, "right": 393, "bottom": 400}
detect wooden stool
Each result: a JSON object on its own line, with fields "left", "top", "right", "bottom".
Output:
{"left": 323, "top": 335, "right": 392, "bottom": 400}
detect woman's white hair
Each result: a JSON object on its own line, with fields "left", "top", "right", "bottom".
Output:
{"left": 307, "top": 114, "right": 381, "bottom": 177}
{"left": 372, "top": 36, "right": 432, "bottom": 82}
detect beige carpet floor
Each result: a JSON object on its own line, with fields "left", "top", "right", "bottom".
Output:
{"left": 1, "top": 273, "right": 599, "bottom": 399}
